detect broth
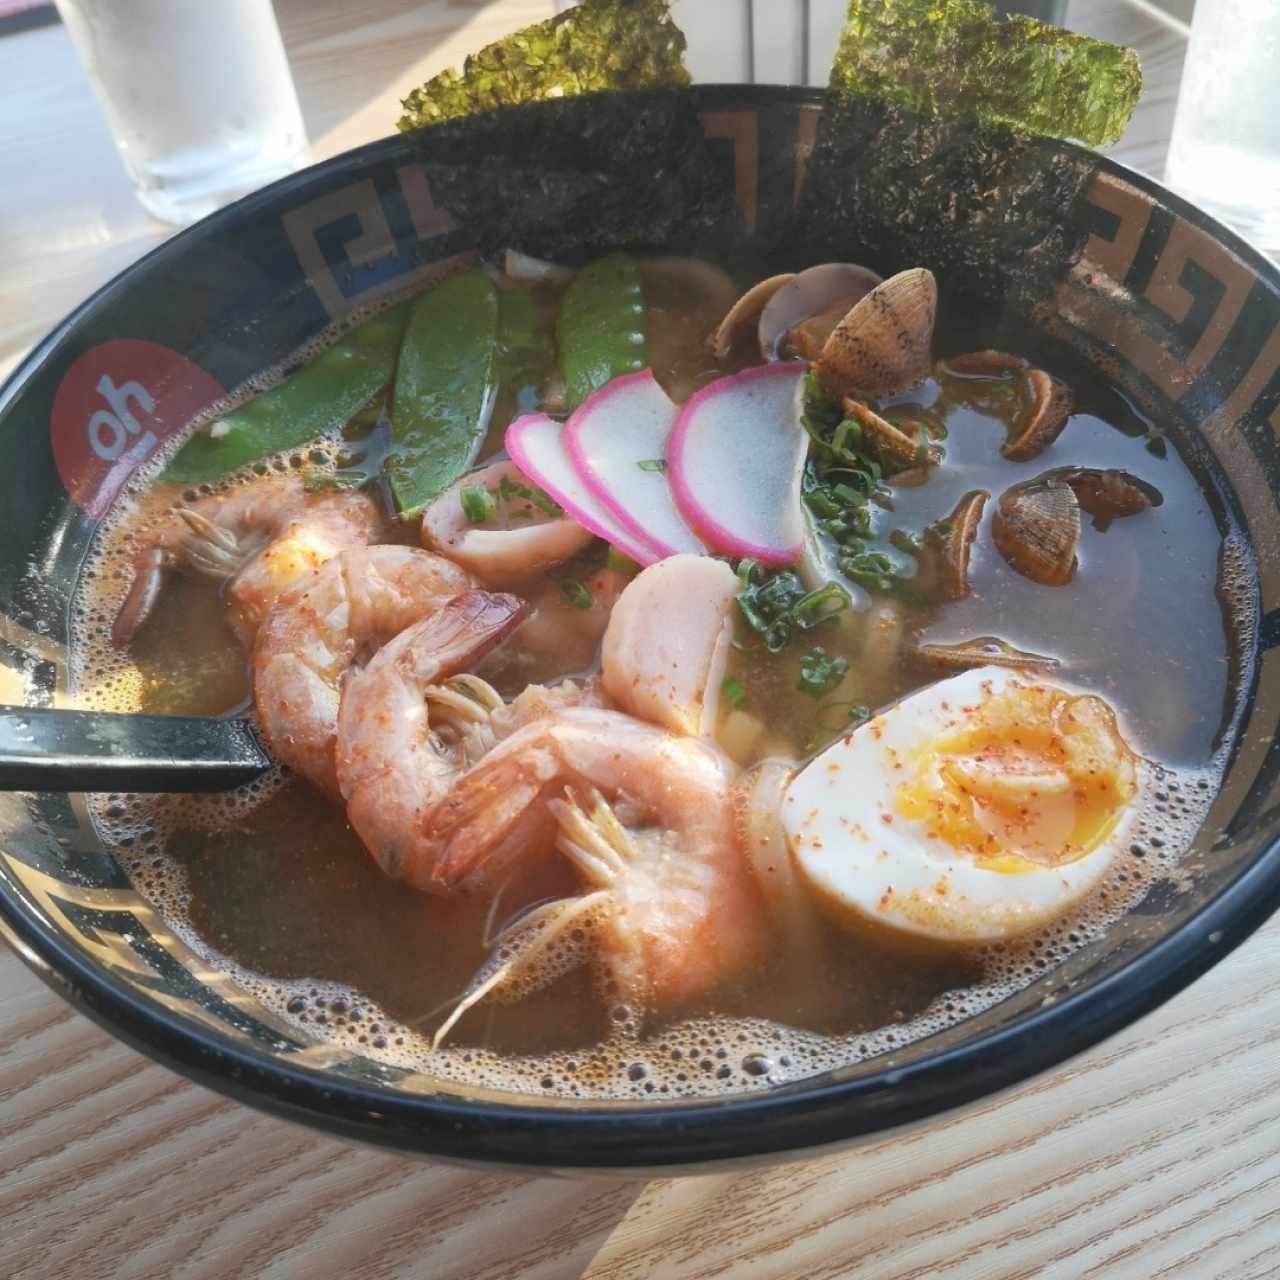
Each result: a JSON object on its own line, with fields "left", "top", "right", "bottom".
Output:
{"left": 70, "top": 255, "right": 1245, "bottom": 1099}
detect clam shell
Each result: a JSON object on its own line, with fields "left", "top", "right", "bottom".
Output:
{"left": 784, "top": 299, "right": 858, "bottom": 362}
{"left": 816, "top": 268, "right": 938, "bottom": 399}
{"left": 1046, "top": 466, "right": 1162, "bottom": 520}
{"left": 758, "top": 262, "right": 883, "bottom": 360}
{"left": 931, "top": 489, "right": 988, "bottom": 601}
{"left": 992, "top": 477, "right": 1080, "bottom": 587}
{"left": 707, "top": 272, "right": 795, "bottom": 358}
{"left": 940, "top": 350, "right": 1029, "bottom": 377}
{"left": 917, "top": 635, "right": 1061, "bottom": 674}
{"left": 843, "top": 398, "right": 943, "bottom": 470}
{"left": 1003, "top": 368, "right": 1073, "bottom": 461}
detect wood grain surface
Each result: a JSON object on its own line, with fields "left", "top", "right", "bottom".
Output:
{"left": 5, "top": 4, "right": 1280, "bottom": 1278}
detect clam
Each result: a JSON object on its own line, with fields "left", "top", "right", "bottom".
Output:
{"left": 785, "top": 299, "right": 862, "bottom": 362}
{"left": 930, "top": 489, "right": 988, "bottom": 601}
{"left": 1002, "top": 368, "right": 1073, "bottom": 462}
{"left": 757, "top": 263, "right": 883, "bottom": 361}
{"left": 1046, "top": 466, "right": 1162, "bottom": 522}
{"left": 888, "top": 465, "right": 930, "bottom": 489}
{"left": 992, "top": 476, "right": 1081, "bottom": 587}
{"left": 815, "top": 268, "right": 938, "bottom": 400}
{"left": 843, "top": 398, "right": 943, "bottom": 470}
{"left": 708, "top": 272, "right": 795, "bottom": 358}
{"left": 940, "top": 350, "right": 1029, "bottom": 378}
{"left": 916, "top": 636, "right": 1060, "bottom": 674}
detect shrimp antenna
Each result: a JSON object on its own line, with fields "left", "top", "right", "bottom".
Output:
{"left": 429, "top": 891, "right": 609, "bottom": 1050}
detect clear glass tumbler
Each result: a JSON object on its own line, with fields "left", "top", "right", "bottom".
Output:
{"left": 1165, "top": 0, "right": 1280, "bottom": 258}
{"left": 54, "top": 0, "right": 309, "bottom": 226}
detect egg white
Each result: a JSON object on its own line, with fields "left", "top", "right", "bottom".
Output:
{"left": 783, "top": 665, "right": 1140, "bottom": 944}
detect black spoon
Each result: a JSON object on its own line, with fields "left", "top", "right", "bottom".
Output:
{"left": 0, "top": 707, "right": 271, "bottom": 792}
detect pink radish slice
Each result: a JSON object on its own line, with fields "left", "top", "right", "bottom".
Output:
{"left": 564, "top": 370, "right": 706, "bottom": 559}
{"left": 668, "top": 363, "right": 808, "bottom": 565}
{"left": 505, "top": 414, "right": 659, "bottom": 566}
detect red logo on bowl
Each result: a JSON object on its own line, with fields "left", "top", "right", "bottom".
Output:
{"left": 51, "top": 340, "right": 226, "bottom": 519}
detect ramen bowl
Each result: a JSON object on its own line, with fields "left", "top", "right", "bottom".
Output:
{"left": 2, "top": 86, "right": 1279, "bottom": 1173}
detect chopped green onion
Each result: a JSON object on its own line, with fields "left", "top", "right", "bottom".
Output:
{"left": 721, "top": 676, "right": 748, "bottom": 710}
{"left": 636, "top": 458, "right": 667, "bottom": 473}
{"left": 606, "top": 546, "right": 643, "bottom": 577}
{"left": 460, "top": 484, "right": 498, "bottom": 524}
{"left": 559, "top": 578, "right": 594, "bottom": 609}
{"left": 798, "top": 649, "right": 849, "bottom": 699}
{"left": 815, "top": 701, "right": 871, "bottom": 734}
{"left": 499, "top": 475, "right": 563, "bottom": 518}
{"left": 793, "top": 581, "right": 851, "bottom": 630}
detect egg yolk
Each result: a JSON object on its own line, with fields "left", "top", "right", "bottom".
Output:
{"left": 894, "top": 684, "right": 1138, "bottom": 868}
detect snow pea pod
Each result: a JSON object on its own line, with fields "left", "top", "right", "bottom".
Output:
{"left": 387, "top": 267, "right": 499, "bottom": 515}
{"left": 164, "top": 301, "right": 412, "bottom": 485}
{"left": 557, "top": 253, "right": 648, "bottom": 410}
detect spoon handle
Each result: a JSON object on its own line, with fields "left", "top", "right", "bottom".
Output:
{"left": 0, "top": 708, "right": 271, "bottom": 792}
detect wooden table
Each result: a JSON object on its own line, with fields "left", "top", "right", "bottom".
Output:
{"left": 6, "top": 4, "right": 1280, "bottom": 1277}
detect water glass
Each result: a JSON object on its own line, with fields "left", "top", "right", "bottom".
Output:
{"left": 1166, "top": 0, "right": 1280, "bottom": 258}
{"left": 54, "top": 0, "right": 308, "bottom": 226}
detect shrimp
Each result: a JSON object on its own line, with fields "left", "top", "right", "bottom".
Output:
{"left": 113, "top": 474, "right": 385, "bottom": 646}
{"left": 251, "top": 545, "right": 475, "bottom": 796}
{"left": 421, "top": 460, "right": 593, "bottom": 587}
{"left": 335, "top": 590, "right": 529, "bottom": 888}
{"left": 421, "top": 708, "right": 765, "bottom": 1041}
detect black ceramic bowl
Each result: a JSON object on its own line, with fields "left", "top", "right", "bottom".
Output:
{"left": 3, "top": 87, "right": 1280, "bottom": 1173}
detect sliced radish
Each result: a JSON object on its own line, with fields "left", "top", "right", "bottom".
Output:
{"left": 668, "top": 363, "right": 808, "bottom": 565}
{"left": 505, "top": 413, "right": 658, "bottom": 566}
{"left": 564, "top": 370, "right": 706, "bottom": 559}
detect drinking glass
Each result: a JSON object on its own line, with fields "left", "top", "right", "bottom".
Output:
{"left": 54, "top": 0, "right": 309, "bottom": 226}
{"left": 1166, "top": 0, "right": 1280, "bottom": 258}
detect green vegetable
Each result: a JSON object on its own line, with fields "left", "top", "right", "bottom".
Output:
{"left": 801, "top": 373, "right": 924, "bottom": 598}
{"left": 813, "top": 700, "right": 872, "bottom": 740}
{"left": 388, "top": 269, "right": 499, "bottom": 515}
{"left": 559, "top": 578, "right": 595, "bottom": 609}
{"left": 301, "top": 468, "right": 370, "bottom": 495}
{"left": 736, "top": 561, "right": 850, "bottom": 654}
{"left": 495, "top": 287, "right": 557, "bottom": 422}
{"left": 798, "top": 649, "right": 850, "bottom": 699}
{"left": 397, "top": 0, "right": 689, "bottom": 131}
{"left": 606, "top": 546, "right": 643, "bottom": 577}
{"left": 636, "top": 458, "right": 667, "bottom": 473}
{"left": 830, "top": 0, "right": 1141, "bottom": 147}
{"left": 499, "top": 474, "right": 563, "bottom": 518}
{"left": 165, "top": 303, "right": 411, "bottom": 485}
{"left": 557, "top": 253, "right": 647, "bottom": 410}
{"left": 721, "top": 676, "right": 748, "bottom": 711}
{"left": 460, "top": 484, "right": 498, "bottom": 524}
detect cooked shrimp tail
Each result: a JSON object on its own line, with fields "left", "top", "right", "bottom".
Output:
{"left": 114, "top": 475, "right": 384, "bottom": 646}
{"left": 255, "top": 545, "right": 476, "bottom": 796}
{"left": 336, "top": 589, "right": 528, "bottom": 886}
{"left": 421, "top": 708, "right": 764, "bottom": 1019}
{"left": 111, "top": 546, "right": 169, "bottom": 647}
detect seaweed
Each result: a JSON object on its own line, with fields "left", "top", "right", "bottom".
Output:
{"left": 794, "top": 94, "right": 1097, "bottom": 313}
{"left": 830, "top": 0, "right": 1142, "bottom": 147}
{"left": 409, "top": 89, "right": 743, "bottom": 264}
{"left": 397, "top": 0, "right": 688, "bottom": 132}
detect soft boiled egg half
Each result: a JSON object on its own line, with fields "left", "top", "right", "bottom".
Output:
{"left": 783, "top": 665, "right": 1144, "bottom": 944}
